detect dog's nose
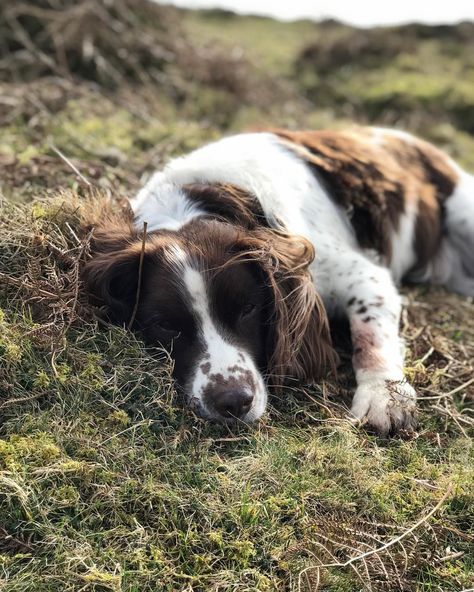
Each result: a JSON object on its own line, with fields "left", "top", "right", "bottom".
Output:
{"left": 214, "top": 390, "right": 254, "bottom": 419}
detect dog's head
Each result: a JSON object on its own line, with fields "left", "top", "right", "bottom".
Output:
{"left": 83, "top": 194, "right": 336, "bottom": 423}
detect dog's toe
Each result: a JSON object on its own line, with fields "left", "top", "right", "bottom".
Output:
{"left": 350, "top": 379, "right": 417, "bottom": 436}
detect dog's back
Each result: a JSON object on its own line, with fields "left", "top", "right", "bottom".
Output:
{"left": 273, "top": 126, "right": 474, "bottom": 296}
{"left": 132, "top": 126, "right": 474, "bottom": 297}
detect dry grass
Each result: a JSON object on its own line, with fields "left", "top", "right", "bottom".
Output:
{"left": 0, "top": 0, "right": 180, "bottom": 85}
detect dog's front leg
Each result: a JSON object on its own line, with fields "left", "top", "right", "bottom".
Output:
{"left": 336, "top": 257, "right": 416, "bottom": 434}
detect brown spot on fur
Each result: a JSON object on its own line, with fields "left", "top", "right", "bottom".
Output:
{"left": 203, "top": 369, "right": 257, "bottom": 411}
{"left": 183, "top": 182, "right": 269, "bottom": 230}
{"left": 272, "top": 128, "right": 459, "bottom": 268}
{"left": 200, "top": 362, "right": 211, "bottom": 375}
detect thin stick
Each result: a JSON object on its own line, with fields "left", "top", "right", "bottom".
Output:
{"left": 445, "top": 377, "right": 474, "bottom": 397}
{"left": 0, "top": 392, "right": 42, "bottom": 410}
{"left": 128, "top": 222, "right": 148, "bottom": 330}
{"left": 50, "top": 144, "right": 92, "bottom": 187}
{"left": 0, "top": 271, "right": 61, "bottom": 300}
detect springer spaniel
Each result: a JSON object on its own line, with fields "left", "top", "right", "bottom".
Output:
{"left": 83, "top": 127, "right": 474, "bottom": 434}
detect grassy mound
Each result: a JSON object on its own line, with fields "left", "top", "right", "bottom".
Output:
{"left": 0, "top": 0, "right": 277, "bottom": 124}
{"left": 0, "top": 192, "right": 473, "bottom": 591}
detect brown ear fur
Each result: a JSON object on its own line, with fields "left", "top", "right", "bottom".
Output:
{"left": 82, "top": 222, "right": 145, "bottom": 326}
{"left": 235, "top": 229, "right": 338, "bottom": 387}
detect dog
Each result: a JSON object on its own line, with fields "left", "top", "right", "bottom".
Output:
{"left": 83, "top": 127, "right": 474, "bottom": 434}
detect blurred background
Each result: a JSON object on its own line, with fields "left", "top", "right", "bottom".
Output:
{"left": 1, "top": 0, "right": 474, "bottom": 202}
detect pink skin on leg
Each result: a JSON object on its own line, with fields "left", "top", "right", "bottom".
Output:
{"left": 349, "top": 315, "right": 416, "bottom": 434}
{"left": 351, "top": 318, "right": 387, "bottom": 372}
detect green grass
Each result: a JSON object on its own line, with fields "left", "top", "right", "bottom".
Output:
{"left": 1, "top": 6, "right": 474, "bottom": 591}
{"left": 182, "top": 11, "right": 318, "bottom": 77}
{"left": 1, "top": 280, "right": 472, "bottom": 590}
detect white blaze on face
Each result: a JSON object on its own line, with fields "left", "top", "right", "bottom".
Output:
{"left": 182, "top": 265, "right": 267, "bottom": 421}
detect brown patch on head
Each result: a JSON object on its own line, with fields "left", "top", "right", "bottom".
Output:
{"left": 82, "top": 220, "right": 186, "bottom": 326}
{"left": 272, "top": 128, "right": 459, "bottom": 269}
{"left": 183, "top": 182, "right": 269, "bottom": 230}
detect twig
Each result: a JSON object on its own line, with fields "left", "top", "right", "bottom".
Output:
{"left": 0, "top": 271, "right": 61, "bottom": 300}
{"left": 50, "top": 145, "right": 92, "bottom": 186}
{"left": 127, "top": 221, "right": 148, "bottom": 330}
{"left": 65, "top": 222, "right": 81, "bottom": 245}
{"left": 62, "top": 228, "right": 94, "bottom": 336}
{"left": 0, "top": 392, "right": 42, "bottom": 410}
{"left": 418, "top": 346, "right": 434, "bottom": 364}
{"left": 445, "top": 377, "right": 474, "bottom": 397}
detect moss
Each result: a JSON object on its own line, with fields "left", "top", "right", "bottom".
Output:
{"left": 48, "top": 100, "right": 136, "bottom": 158}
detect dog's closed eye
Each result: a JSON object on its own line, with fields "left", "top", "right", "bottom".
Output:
{"left": 239, "top": 302, "right": 258, "bottom": 319}
{"left": 140, "top": 315, "right": 181, "bottom": 340}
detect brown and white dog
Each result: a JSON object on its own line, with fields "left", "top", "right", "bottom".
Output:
{"left": 83, "top": 127, "right": 474, "bottom": 434}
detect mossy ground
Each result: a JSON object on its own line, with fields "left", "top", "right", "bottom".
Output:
{"left": 1, "top": 7, "right": 473, "bottom": 591}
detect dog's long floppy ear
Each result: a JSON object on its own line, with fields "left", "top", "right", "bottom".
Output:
{"left": 237, "top": 229, "right": 338, "bottom": 387}
{"left": 82, "top": 224, "right": 147, "bottom": 326}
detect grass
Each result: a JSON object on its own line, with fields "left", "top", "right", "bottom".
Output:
{"left": 1, "top": 5, "right": 473, "bottom": 591}
{"left": 182, "top": 10, "right": 318, "bottom": 76}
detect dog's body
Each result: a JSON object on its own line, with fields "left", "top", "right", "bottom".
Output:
{"left": 84, "top": 127, "right": 474, "bottom": 434}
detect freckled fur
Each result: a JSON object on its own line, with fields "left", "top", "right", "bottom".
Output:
{"left": 273, "top": 127, "right": 459, "bottom": 271}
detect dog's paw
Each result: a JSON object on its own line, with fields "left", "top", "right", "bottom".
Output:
{"left": 350, "top": 378, "right": 417, "bottom": 436}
